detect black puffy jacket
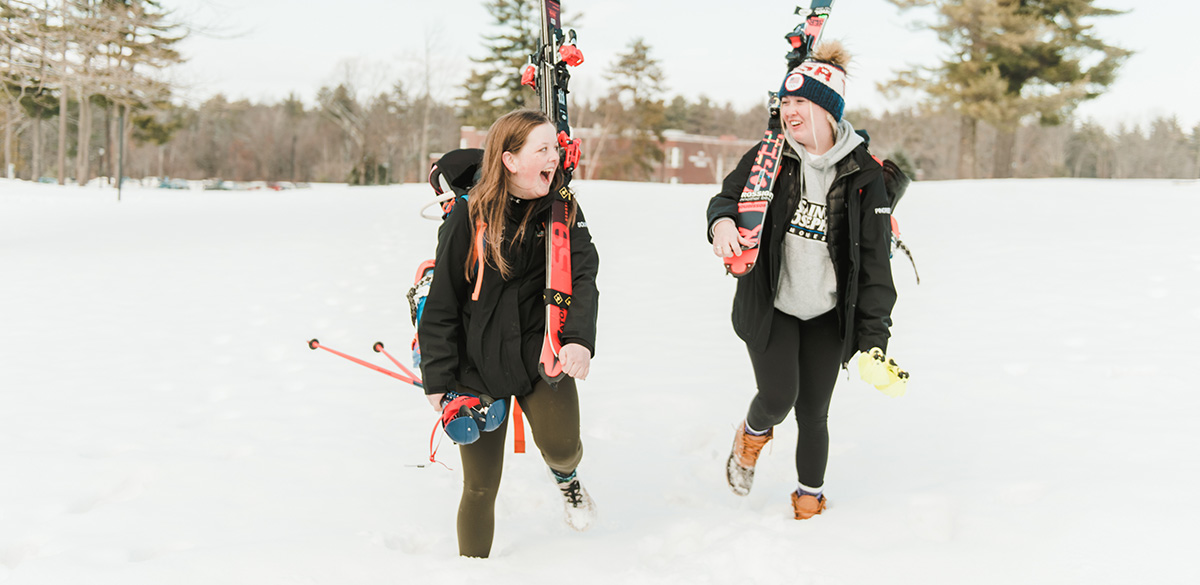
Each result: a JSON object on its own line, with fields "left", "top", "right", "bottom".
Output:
{"left": 418, "top": 195, "right": 599, "bottom": 398}
{"left": 707, "top": 141, "right": 896, "bottom": 363}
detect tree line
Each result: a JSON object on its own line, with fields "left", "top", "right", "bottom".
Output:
{"left": 119, "top": 83, "right": 463, "bottom": 186}
{"left": 1, "top": 0, "right": 182, "bottom": 185}
{"left": 460, "top": 0, "right": 1200, "bottom": 181}
{"left": 851, "top": 108, "right": 1200, "bottom": 180}
{"left": 2, "top": 0, "right": 1197, "bottom": 186}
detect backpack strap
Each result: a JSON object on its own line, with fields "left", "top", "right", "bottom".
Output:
{"left": 470, "top": 219, "right": 486, "bottom": 301}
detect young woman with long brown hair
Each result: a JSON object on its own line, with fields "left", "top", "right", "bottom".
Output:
{"left": 417, "top": 109, "right": 600, "bottom": 558}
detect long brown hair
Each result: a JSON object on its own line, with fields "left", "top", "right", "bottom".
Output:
{"left": 466, "top": 109, "right": 565, "bottom": 280}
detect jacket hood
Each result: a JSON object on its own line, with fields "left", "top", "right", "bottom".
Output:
{"left": 784, "top": 118, "right": 863, "bottom": 171}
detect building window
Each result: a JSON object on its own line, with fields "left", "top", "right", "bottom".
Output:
{"left": 669, "top": 147, "right": 682, "bottom": 169}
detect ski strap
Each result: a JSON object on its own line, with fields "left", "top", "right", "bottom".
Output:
{"left": 544, "top": 288, "right": 572, "bottom": 308}
{"left": 512, "top": 401, "right": 526, "bottom": 453}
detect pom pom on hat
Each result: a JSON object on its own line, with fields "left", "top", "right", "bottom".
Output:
{"left": 778, "top": 40, "right": 850, "bottom": 122}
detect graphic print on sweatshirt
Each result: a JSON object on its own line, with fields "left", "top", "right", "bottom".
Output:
{"left": 788, "top": 198, "right": 829, "bottom": 242}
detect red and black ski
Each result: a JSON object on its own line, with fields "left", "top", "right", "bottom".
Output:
{"left": 539, "top": 184, "right": 573, "bottom": 384}
{"left": 725, "top": 131, "right": 784, "bottom": 277}
{"left": 724, "top": 0, "right": 835, "bottom": 278}
{"left": 525, "top": 0, "right": 584, "bottom": 386}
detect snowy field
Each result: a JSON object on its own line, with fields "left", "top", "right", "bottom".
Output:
{"left": 1, "top": 176, "right": 1197, "bottom": 584}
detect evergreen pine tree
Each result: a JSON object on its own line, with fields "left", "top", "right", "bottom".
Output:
{"left": 601, "top": 37, "right": 667, "bottom": 181}
{"left": 884, "top": 0, "right": 1130, "bottom": 178}
{"left": 459, "top": 0, "right": 538, "bottom": 128}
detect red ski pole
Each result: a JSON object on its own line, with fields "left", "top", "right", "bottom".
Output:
{"left": 308, "top": 339, "right": 422, "bottom": 387}
{"left": 372, "top": 342, "right": 423, "bottom": 385}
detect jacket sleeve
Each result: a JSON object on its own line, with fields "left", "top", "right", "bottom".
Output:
{"left": 705, "top": 144, "right": 760, "bottom": 242}
{"left": 854, "top": 173, "right": 898, "bottom": 354}
{"left": 561, "top": 203, "right": 599, "bottom": 356}
{"left": 417, "top": 202, "right": 471, "bottom": 395}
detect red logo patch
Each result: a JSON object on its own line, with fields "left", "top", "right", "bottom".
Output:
{"left": 799, "top": 62, "right": 835, "bottom": 83}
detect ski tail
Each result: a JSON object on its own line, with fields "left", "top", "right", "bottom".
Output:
{"left": 894, "top": 235, "right": 920, "bottom": 284}
{"left": 308, "top": 339, "right": 423, "bottom": 388}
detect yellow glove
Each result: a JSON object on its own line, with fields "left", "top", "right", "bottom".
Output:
{"left": 858, "top": 347, "right": 909, "bottom": 397}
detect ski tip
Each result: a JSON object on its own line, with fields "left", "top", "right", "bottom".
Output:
{"left": 308, "top": 338, "right": 320, "bottom": 350}
{"left": 373, "top": 341, "right": 385, "bottom": 353}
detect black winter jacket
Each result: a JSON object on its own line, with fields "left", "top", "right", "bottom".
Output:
{"left": 418, "top": 195, "right": 599, "bottom": 398}
{"left": 707, "top": 141, "right": 896, "bottom": 363}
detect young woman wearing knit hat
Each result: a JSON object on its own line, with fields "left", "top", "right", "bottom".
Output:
{"left": 706, "top": 41, "right": 908, "bottom": 520}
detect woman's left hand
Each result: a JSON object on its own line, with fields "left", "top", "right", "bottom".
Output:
{"left": 426, "top": 393, "right": 445, "bottom": 411}
{"left": 559, "top": 343, "right": 591, "bottom": 381}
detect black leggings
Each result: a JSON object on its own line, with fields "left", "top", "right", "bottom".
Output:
{"left": 745, "top": 309, "right": 843, "bottom": 489}
{"left": 456, "top": 377, "right": 582, "bottom": 558}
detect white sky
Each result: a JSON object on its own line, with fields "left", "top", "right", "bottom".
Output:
{"left": 161, "top": 0, "right": 1199, "bottom": 131}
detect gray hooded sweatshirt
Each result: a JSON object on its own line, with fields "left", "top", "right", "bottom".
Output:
{"left": 774, "top": 118, "right": 863, "bottom": 320}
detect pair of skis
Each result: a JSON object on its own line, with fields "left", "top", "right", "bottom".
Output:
{"left": 723, "top": 0, "right": 920, "bottom": 283}
{"left": 524, "top": 0, "right": 583, "bottom": 387}
{"left": 309, "top": 4, "right": 582, "bottom": 452}
{"left": 389, "top": 0, "right": 584, "bottom": 390}
{"left": 723, "top": 0, "right": 835, "bottom": 278}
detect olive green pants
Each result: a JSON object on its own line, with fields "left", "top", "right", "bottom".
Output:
{"left": 456, "top": 377, "right": 582, "bottom": 558}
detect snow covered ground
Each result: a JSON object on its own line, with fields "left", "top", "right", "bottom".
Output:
{"left": 1, "top": 177, "right": 1197, "bottom": 584}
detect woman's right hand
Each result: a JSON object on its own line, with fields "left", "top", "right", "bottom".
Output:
{"left": 712, "top": 219, "right": 752, "bottom": 258}
{"left": 426, "top": 393, "right": 445, "bottom": 412}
